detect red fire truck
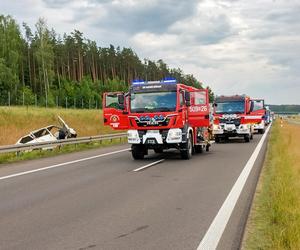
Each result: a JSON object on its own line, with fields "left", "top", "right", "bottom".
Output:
{"left": 250, "top": 99, "right": 266, "bottom": 134}
{"left": 213, "top": 95, "right": 254, "bottom": 143}
{"left": 103, "top": 79, "right": 211, "bottom": 160}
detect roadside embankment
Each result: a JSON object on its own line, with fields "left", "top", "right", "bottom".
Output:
{"left": 243, "top": 121, "right": 300, "bottom": 249}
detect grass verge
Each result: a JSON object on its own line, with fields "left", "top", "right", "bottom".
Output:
{"left": 243, "top": 121, "right": 300, "bottom": 249}
{"left": 0, "top": 137, "right": 127, "bottom": 165}
{"left": 0, "top": 106, "right": 114, "bottom": 145}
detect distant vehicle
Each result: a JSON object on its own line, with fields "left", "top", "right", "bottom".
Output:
{"left": 213, "top": 94, "right": 255, "bottom": 143}
{"left": 250, "top": 99, "right": 266, "bottom": 134}
{"left": 264, "top": 106, "right": 272, "bottom": 125}
{"left": 16, "top": 116, "right": 77, "bottom": 146}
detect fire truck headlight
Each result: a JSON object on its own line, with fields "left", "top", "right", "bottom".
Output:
{"left": 166, "top": 128, "right": 182, "bottom": 143}
{"left": 127, "top": 130, "right": 140, "bottom": 144}
{"left": 239, "top": 124, "right": 249, "bottom": 130}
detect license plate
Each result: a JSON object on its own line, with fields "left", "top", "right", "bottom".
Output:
{"left": 148, "top": 130, "right": 159, "bottom": 134}
{"left": 147, "top": 139, "right": 156, "bottom": 144}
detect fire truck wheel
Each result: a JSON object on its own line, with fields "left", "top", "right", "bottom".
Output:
{"left": 131, "top": 145, "right": 145, "bottom": 160}
{"left": 215, "top": 136, "right": 220, "bottom": 143}
{"left": 250, "top": 133, "right": 254, "bottom": 140}
{"left": 259, "top": 129, "right": 265, "bottom": 134}
{"left": 244, "top": 134, "right": 250, "bottom": 143}
{"left": 154, "top": 148, "right": 163, "bottom": 154}
{"left": 194, "top": 145, "right": 203, "bottom": 153}
{"left": 206, "top": 144, "right": 210, "bottom": 152}
{"left": 180, "top": 134, "right": 193, "bottom": 160}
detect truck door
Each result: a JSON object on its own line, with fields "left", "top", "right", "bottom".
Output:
{"left": 248, "top": 99, "right": 265, "bottom": 124}
{"left": 188, "top": 89, "right": 210, "bottom": 127}
{"left": 103, "top": 92, "right": 130, "bottom": 130}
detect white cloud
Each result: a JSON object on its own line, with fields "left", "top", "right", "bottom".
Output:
{"left": 0, "top": 0, "right": 299, "bottom": 104}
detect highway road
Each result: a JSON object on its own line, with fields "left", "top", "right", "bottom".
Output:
{"left": 0, "top": 129, "right": 270, "bottom": 250}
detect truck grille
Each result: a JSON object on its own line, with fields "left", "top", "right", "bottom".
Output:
{"left": 135, "top": 118, "right": 170, "bottom": 127}
{"left": 219, "top": 118, "right": 241, "bottom": 126}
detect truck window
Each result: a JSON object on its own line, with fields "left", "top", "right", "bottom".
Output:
{"left": 253, "top": 100, "right": 264, "bottom": 111}
{"left": 194, "top": 92, "right": 206, "bottom": 105}
{"left": 180, "top": 92, "right": 185, "bottom": 107}
{"left": 105, "top": 95, "right": 122, "bottom": 110}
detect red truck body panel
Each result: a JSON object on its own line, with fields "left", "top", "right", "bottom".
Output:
{"left": 103, "top": 83, "right": 210, "bottom": 131}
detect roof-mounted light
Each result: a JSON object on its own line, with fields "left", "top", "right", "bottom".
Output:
{"left": 132, "top": 79, "right": 146, "bottom": 85}
{"left": 131, "top": 78, "right": 177, "bottom": 85}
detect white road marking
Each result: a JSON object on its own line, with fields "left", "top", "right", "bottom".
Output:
{"left": 0, "top": 148, "right": 130, "bottom": 181}
{"left": 133, "top": 159, "right": 165, "bottom": 172}
{"left": 197, "top": 124, "right": 271, "bottom": 250}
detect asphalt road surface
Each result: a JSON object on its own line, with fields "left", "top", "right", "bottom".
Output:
{"left": 0, "top": 131, "right": 269, "bottom": 250}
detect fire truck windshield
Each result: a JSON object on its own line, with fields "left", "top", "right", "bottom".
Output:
{"left": 130, "top": 91, "right": 177, "bottom": 113}
{"left": 215, "top": 101, "right": 245, "bottom": 114}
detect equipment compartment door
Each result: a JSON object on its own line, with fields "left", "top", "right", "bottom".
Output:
{"left": 103, "top": 92, "right": 130, "bottom": 130}
{"left": 188, "top": 89, "right": 210, "bottom": 127}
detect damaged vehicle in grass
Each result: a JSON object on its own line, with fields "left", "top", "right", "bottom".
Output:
{"left": 16, "top": 116, "right": 77, "bottom": 149}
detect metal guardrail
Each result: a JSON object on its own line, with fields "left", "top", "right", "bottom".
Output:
{"left": 0, "top": 133, "right": 127, "bottom": 154}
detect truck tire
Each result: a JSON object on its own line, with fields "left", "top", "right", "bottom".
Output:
{"left": 250, "top": 133, "right": 253, "bottom": 140}
{"left": 154, "top": 148, "right": 163, "bottom": 154}
{"left": 244, "top": 134, "right": 250, "bottom": 143}
{"left": 259, "top": 128, "right": 265, "bottom": 134}
{"left": 206, "top": 144, "right": 210, "bottom": 152}
{"left": 194, "top": 145, "right": 203, "bottom": 153}
{"left": 215, "top": 136, "right": 220, "bottom": 143}
{"left": 131, "top": 144, "right": 145, "bottom": 160}
{"left": 180, "top": 135, "right": 193, "bottom": 160}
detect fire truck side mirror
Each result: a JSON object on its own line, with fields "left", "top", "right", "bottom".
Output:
{"left": 213, "top": 103, "right": 218, "bottom": 107}
{"left": 185, "top": 92, "right": 191, "bottom": 106}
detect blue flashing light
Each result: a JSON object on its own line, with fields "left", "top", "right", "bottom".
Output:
{"left": 132, "top": 78, "right": 177, "bottom": 85}
{"left": 160, "top": 77, "right": 177, "bottom": 84}
{"left": 132, "top": 79, "right": 145, "bottom": 85}
{"left": 161, "top": 79, "right": 177, "bottom": 84}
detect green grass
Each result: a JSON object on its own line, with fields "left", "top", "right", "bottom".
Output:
{"left": 0, "top": 106, "right": 127, "bottom": 165}
{"left": 0, "top": 137, "right": 127, "bottom": 165}
{"left": 243, "top": 121, "right": 300, "bottom": 249}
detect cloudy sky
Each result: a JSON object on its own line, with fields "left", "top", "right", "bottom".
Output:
{"left": 1, "top": 0, "right": 299, "bottom": 104}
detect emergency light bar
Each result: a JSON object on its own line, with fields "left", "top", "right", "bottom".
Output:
{"left": 132, "top": 78, "right": 177, "bottom": 85}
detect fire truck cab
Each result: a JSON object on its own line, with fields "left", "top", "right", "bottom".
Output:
{"left": 213, "top": 95, "right": 254, "bottom": 143}
{"left": 103, "top": 79, "right": 211, "bottom": 160}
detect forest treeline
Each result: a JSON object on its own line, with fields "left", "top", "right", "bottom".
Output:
{"left": 268, "top": 105, "right": 300, "bottom": 113}
{"left": 0, "top": 15, "right": 214, "bottom": 108}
